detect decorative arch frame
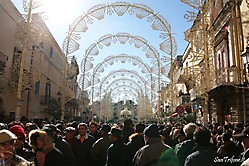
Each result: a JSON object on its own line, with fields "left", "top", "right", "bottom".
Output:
{"left": 63, "top": 1, "right": 177, "bottom": 58}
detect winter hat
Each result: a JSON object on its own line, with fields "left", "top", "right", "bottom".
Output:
{"left": 9, "top": 125, "right": 26, "bottom": 139}
{"left": 100, "top": 124, "right": 111, "bottom": 133}
{"left": 144, "top": 124, "right": 160, "bottom": 138}
{"left": 0, "top": 129, "right": 17, "bottom": 143}
{"left": 108, "top": 127, "right": 122, "bottom": 138}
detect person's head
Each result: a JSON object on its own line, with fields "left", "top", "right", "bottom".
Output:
{"left": 0, "top": 129, "right": 17, "bottom": 160}
{"left": 29, "top": 129, "right": 53, "bottom": 153}
{"left": 100, "top": 124, "right": 111, "bottom": 136}
{"left": 89, "top": 121, "right": 98, "bottom": 134}
{"left": 25, "top": 122, "right": 39, "bottom": 134}
{"left": 108, "top": 127, "right": 122, "bottom": 142}
{"left": 176, "top": 127, "right": 186, "bottom": 143}
{"left": 123, "top": 119, "right": 134, "bottom": 129}
{"left": 77, "top": 123, "right": 88, "bottom": 137}
{"left": 64, "top": 127, "right": 76, "bottom": 139}
{"left": 143, "top": 124, "right": 160, "bottom": 141}
{"left": 233, "top": 123, "right": 244, "bottom": 135}
{"left": 42, "top": 124, "right": 57, "bottom": 138}
{"left": 135, "top": 123, "right": 145, "bottom": 133}
{"left": 194, "top": 127, "right": 211, "bottom": 146}
{"left": 183, "top": 123, "right": 197, "bottom": 138}
{"left": 9, "top": 125, "right": 26, "bottom": 149}
{"left": 222, "top": 132, "right": 232, "bottom": 142}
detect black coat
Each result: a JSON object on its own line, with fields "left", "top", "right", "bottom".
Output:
{"left": 91, "top": 135, "right": 112, "bottom": 166}
{"left": 54, "top": 136, "right": 76, "bottom": 166}
{"left": 71, "top": 134, "right": 95, "bottom": 166}
{"left": 126, "top": 133, "right": 145, "bottom": 166}
{"left": 44, "top": 148, "right": 65, "bottom": 166}
{"left": 184, "top": 146, "right": 218, "bottom": 166}
{"left": 105, "top": 139, "right": 127, "bottom": 166}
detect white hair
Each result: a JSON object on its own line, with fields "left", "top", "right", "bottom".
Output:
{"left": 183, "top": 123, "right": 197, "bottom": 136}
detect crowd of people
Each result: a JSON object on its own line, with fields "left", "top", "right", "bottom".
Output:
{"left": 1, "top": 119, "right": 249, "bottom": 166}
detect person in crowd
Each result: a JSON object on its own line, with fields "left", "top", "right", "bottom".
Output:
{"left": 233, "top": 123, "right": 244, "bottom": 153}
{"left": 122, "top": 119, "right": 134, "bottom": 144}
{"left": 25, "top": 123, "right": 39, "bottom": 136}
{"left": 71, "top": 123, "right": 95, "bottom": 166}
{"left": 175, "top": 123, "right": 197, "bottom": 166}
{"left": 217, "top": 132, "right": 241, "bottom": 158}
{"left": 184, "top": 127, "right": 218, "bottom": 166}
{"left": 91, "top": 124, "right": 111, "bottom": 166}
{"left": 133, "top": 124, "right": 178, "bottom": 166}
{"left": 0, "top": 129, "right": 34, "bottom": 166}
{"left": 126, "top": 123, "right": 146, "bottom": 166}
{"left": 64, "top": 127, "right": 76, "bottom": 146}
{"left": 42, "top": 124, "right": 76, "bottom": 166}
{"left": 233, "top": 126, "right": 249, "bottom": 164}
{"left": 89, "top": 121, "right": 101, "bottom": 140}
{"left": 106, "top": 127, "right": 127, "bottom": 166}
{"left": 162, "top": 125, "right": 177, "bottom": 148}
{"left": 210, "top": 130, "right": 218, "bottom": 145}
{"left": 174, "top": 127, "right": 186, "bottom": 152}
{"left": 29, "top": 129, "right": 65, "bottom": 166}
{"left": 9, "top": 125, "right": 35, "bottom": 161}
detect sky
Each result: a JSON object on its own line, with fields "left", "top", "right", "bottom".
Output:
{"left": 12, "top": 0, "right": 194, "bottom": 103}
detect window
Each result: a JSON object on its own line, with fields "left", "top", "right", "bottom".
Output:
{"left": 49, "top": 47, "right": 53, "bottom": 58}
{"left": 35, "top": 81, "right": 40, "bottom": 94}
{"left": 45, "top": 83, "right": 51, "bottom": 103}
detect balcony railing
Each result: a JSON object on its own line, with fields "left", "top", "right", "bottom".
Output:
{"left": 216, "top": 67, "right": 240, "bottom": 85}
{"left": 179, "top": 93, "right": 190, "bottom": 105}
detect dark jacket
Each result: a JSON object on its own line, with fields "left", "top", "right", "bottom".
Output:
{"left": 89, "top": 131, "right": 102, "bottom": 140}
{"left": 175, "top": 138, "right": 196, "bottom": 166}
{"left": 91, "top": 135, "right": 111, "bottom": 166}
{"left": 184, "top": 145, "right": 218, "bottom": 166}
{"left": 133, "top": 137, "right": 178, "bottom": 166}
{"left": 43, "top": 147, "right": 65, "bottom": 166}
{"left": 54, "top": 136, "right": 76, "bottom": 166}
{"left": 126, "top": 133, "right": 145, "bottom": 166}
{"left": 15, "top": 147, "right": 35, "bottom": 162}
{"left": 72, "top": 134, "right": 95, "bottom": 166}
{"left": 217, "top": 141, "right": 241, "bottom": 158}
{"left": 105, "top": 139, "right": 127, "bottom": 166}
{"left": 122, "top": 127, "right": 134, "bottom": 144}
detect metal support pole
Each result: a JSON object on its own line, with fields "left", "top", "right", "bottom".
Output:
{"left": 16, "top": 0, "right": 33, "bottom": 121}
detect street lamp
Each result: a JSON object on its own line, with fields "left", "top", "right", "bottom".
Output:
{"left": 241, "top": 46, "right": 249, "bottom": 81}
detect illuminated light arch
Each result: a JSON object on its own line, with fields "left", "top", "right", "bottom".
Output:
{"left": 79, "top": 33, "right": 167, "bottom": 99}
{"left": 110, "top": 84, "right": 139, "bottom": 97}
{"left": 99, "top": 69, "right": 149, "bottom": 96}
{"left": 96, "top": 69, "right": 158, "bottom": 107}
{"left": 111, "top": 89, "right": 139, "bottom": 103}
{"left": 62, "top": 2, "right": 177, "bottom": 116}
{"left": 63, "top": 1, "right": 177, "bottom": 59}
{"left": 105, "top": 78, "right": 142, "bottom": 94}
{"left": 89, "top": 53, "right": 154, "bottom": 96}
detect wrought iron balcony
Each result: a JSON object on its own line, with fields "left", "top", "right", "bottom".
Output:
{"left": 178, "top": 92, "right": 190, "bottom": 105}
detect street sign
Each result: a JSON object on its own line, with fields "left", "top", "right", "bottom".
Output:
{"left": 176, "top": 105, "right": 184, "bottom": 114}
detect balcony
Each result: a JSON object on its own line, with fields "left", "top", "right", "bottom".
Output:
{"left": 178, "top": 92, "right": 190, "bottom": 105}
{"left": 216, "top": 66, "right": 240, "bottom": 85}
